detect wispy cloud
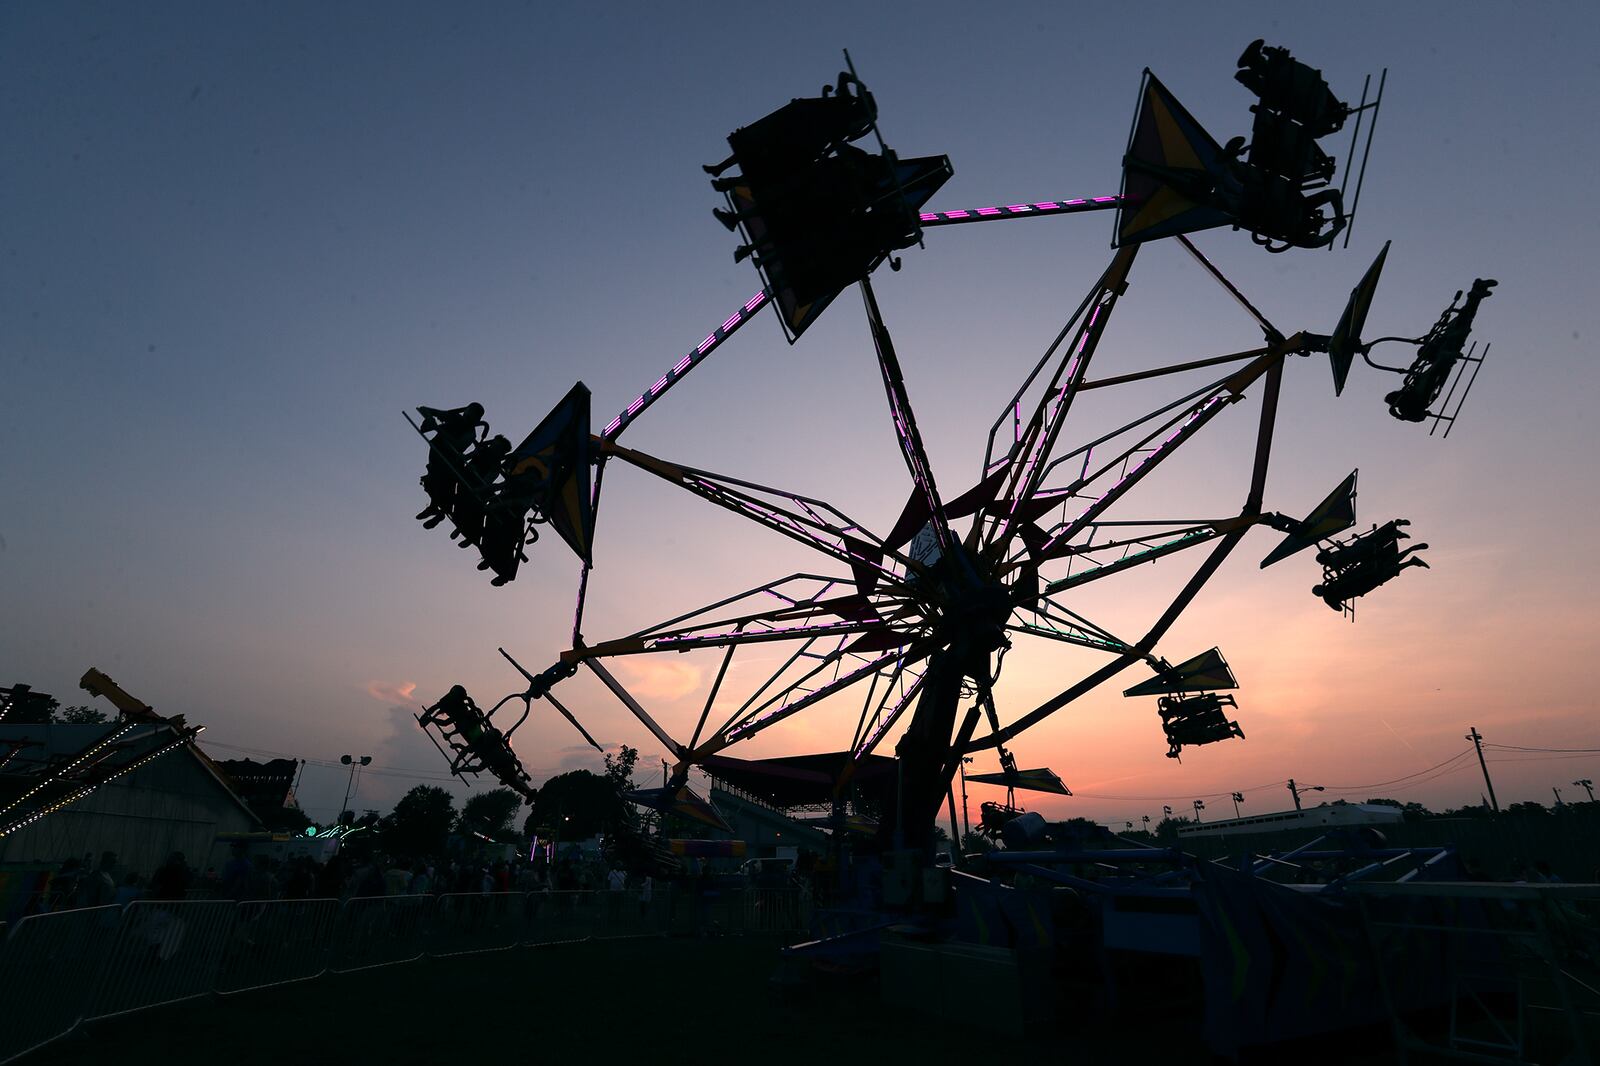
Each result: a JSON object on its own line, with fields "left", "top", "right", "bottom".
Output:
{"left": 614, "top": 659, "right": 702, "bottom": 702}
{"left": 365, "top": 679, "right": 421, "bottom": 708}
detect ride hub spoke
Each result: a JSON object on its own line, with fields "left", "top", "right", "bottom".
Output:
{"left": 602, "top": 289, "right": 770, "bottom": 440}
{"left": 601, "top": 438, "right": 907, "bottom": 581}
{"left": 860, "top": 275, "right": 959, "bottom": 562}
{"left": 982, "top": 245, "right": 1139, "bottom": 557}
{"left": 699, "top": 644, "right": 930, "bottom": 757}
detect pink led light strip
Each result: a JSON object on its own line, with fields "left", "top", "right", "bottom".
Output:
{"left": 601, "top": 194, "right": 1123, "bottom": 439}
{"left": 603, "top": 289, "right": 771, "bottom": 439}
{"left": 919, "top": 195, "right": 1124, "bottom": 227}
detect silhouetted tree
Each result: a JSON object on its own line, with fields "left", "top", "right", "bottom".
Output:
{"left": 603, "top": 745, "right": 640, "bottom": 792}
{"left": 527, "top": 769, "right": 621, "bottom": 840}
{"left": 1366, "top": 797, "right": 1432, "bottom": 822}
{"left": 1155, "top": 815, "right": 1193, "bottom": 842}
{"left": 960, "top": 830, "right": 994, "bottom": 855}
{"left": 1506, "top": 801, "right": 1548, "bottom": 817}
{"left": 459, "top": 787, "right": 522, "bottom": 840}
{"left": 380, "top": 785, "right": 457, "bottom": 857}
{"left": 53, "top": 704, "right": 108, "bottom": 724}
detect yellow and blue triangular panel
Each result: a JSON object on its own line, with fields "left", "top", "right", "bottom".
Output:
{"left": 506, "top": 382, "right": 594, "bottom": 565}
{"left": 842, "top": 813, "right": 879, "bottom": 835}
{"left": 964, "top": 766, "right": 1072, "bottom": 796}
{"left": 1328, "top": 242, "right": 1390, "bottom": 396}
{"left": 1123, "top": 647, "right": 1238, "bottom": 697}
{"left": 1116, "top": 71, "right": 1237, "bottom": 246}
{"left": 626, "top": 785, "right": 731, "bottom": 832}
{"left": 1260, "top": 470, "right": 1357, "bottom": 568}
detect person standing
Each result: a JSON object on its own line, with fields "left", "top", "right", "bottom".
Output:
{"left": 149, "top": 852, "right": 192, "bottom": 901}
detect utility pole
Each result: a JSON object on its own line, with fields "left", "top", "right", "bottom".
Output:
{"left": 1192, "top": 799, "right": 1205, "bottom": 822}
{"left": 1231, "top": 791, "right": 1244, "bottom": 820}
{"left": 1288, "top": 779, "right": 1323, "bottom": 811}
{"left": 1466, "top": 727, "right": 1500, "bottom": 813}
{"left": 1574, "top": 779, "right": 1594, "bottom": 803}
{"left": 959, "top": 757, "right": 972, "bottom": 838}
{"left": 1552, "top": 786, "right": 1565, "bottom": 807}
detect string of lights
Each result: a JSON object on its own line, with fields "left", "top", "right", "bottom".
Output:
{"left": 0, "top": 721, "right": 138, "bottom": 818}
{"left": 0, "top": 726, "right": 202, "bottom": 839}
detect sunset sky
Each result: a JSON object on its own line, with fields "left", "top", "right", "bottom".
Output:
{"left": 5, "top": 2, "right": 1598, "bottom": 830}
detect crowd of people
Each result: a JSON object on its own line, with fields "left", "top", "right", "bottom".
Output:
{"left": 26, "top": 845, "right": 655, "bottom": 916}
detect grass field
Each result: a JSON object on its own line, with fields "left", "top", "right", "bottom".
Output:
{"left": 25, "top": 933, "right": 1414, "bottom": 1065}
{"left": 28, "top": 936, "right": 1085, "bottom": 1065}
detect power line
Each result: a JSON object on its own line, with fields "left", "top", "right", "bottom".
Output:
{"left": 1317, "top": 748, "right": 1474, "bottom": 793}
{"left": 1323, "top": 758, "right": 1477, "bottom": 796}
{"left": 204, "top": 739, "right": 454, "bottom": 777}
{"left": 1060, "top": 779, "right": 1288, "bottom": 803}
{"left": 1485, "top": 744, "right": 1600, "bottom": 754}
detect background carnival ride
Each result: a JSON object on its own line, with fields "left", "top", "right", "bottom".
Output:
{"left": 409, "top": 45, "right": 1497, "bottom": 866}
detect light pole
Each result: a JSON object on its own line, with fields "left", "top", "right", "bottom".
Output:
{"left": 1574, "top": 779, "right": 1595, "bottom": 803}
{"left": 1192, "top": 799, "right": 1205, "bottom": 822}
{"left": 1553, "top": 786, "right": 1565, "bottom": 807}
{"left": 1231, "top": 791, "right": 1244, "bottom": 820}
{"left": 339, "top": 754, "right": 372, "bottom": 821}
{"left": 1162, "top": 805, "right": 1172, "bottom": 823}
{"left": 1142, "top": 815, "right": 1151, "bottom": 835}
{"left": 1287, "top": 779, "right": 1324, "bottom": 811}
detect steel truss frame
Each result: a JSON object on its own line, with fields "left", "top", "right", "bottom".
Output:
{"left": 497, "top": 198, "right": 1325, "bottom": 806}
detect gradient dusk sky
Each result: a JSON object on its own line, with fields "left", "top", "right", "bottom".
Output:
{"left": 5, "top": 2, "right": 1598, "bottom": 828}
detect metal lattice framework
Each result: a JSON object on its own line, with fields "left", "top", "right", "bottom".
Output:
{"left": 412, "top": 46, "right": 1492, "bottom": 849}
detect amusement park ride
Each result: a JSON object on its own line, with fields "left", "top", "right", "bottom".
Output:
{"left": 407, "top": 44, "right": 1500, "bottom": 864}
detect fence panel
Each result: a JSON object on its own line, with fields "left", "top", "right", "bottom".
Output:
{"left": 430, "top": 893, "right": 526, "bottom": 957}
{"left": 586, "top": 889, "right": 653, "bottom": 938}
{"left": 216, "top": 898, "right": 339, "bottom": 993}
{"left": 0, "top": 906, "right": 123, "bottom": 1064}
{"left": 327, "top": 894, "right": 434, "bottom": 973}
{"left": 745, "top": 887, "right": 808, "bottom": 934}
{"left": 525, "top": 890, "right": 602, "bottom": 945}
{"left": 88, "top": 900, "right": 238, "bottom": 1020}
{"left": 656, "top": 883, "right": 697, "bottom": 937}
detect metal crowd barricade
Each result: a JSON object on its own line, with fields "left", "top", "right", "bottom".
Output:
{"left": 326, "top": 894, "right": 434, "bottom": 973}
{"left": 745, "top": 886, "right": 809, "bottom": 934}
{"left": 217, "top": 898, "right": 339, "bottom": 993}
{"left": 711, "top": 886, "right": 744, "bottom": 934}
{"left": 88, "top": 899, "right": 238, "bottom": 1020}
{"left": 431, "top": 892, "right": 526, "bottom": 957}
{"left": 528, "top": 890, "right": 592, "bottom": 944}
{"left": 1354, "top": 881, "right": 1600, "bottom": 1065}
{"left": 0, "top": 906, "right": 123, "bottom": 1063}
{"left": 0, "top": 881, "right": 736, "bottom": 1063}
{"left": 591, "top": 888, "right": 653, "bottom": 938}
